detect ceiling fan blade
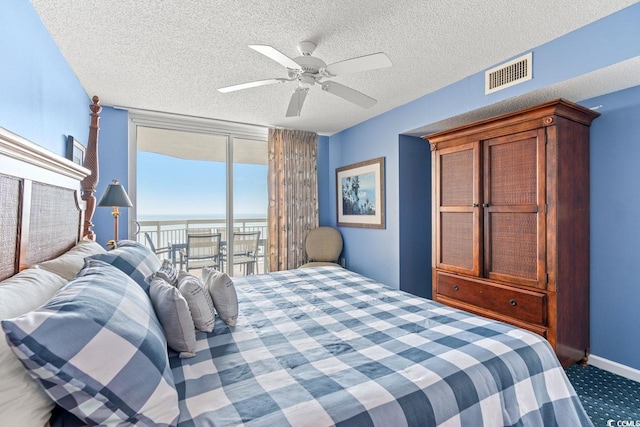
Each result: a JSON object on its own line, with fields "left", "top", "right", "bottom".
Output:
{"left": 321, "top": 81, "right": 376, "bottom": 108}
{"left": 249, "top": 45, "right": 302, "bottom": 70}
{"left": 325, "top": 52, "right": 392, "bottom": 76}
{"left": 218, "top": 78, "right": 289, "bottom": 93}
{"left": 285, "top": 88, "right": 308, "bottom": 117}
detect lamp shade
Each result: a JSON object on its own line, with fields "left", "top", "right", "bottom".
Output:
{"left": 98, "top": 180, "right": 133, "bottom": 208}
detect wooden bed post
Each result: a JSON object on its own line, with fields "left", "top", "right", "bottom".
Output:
{"left": 81, "top": 96, "right": 101, "bottom": 240}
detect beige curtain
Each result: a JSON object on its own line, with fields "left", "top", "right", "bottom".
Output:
{"left": 267, "top": 128, "right": 318, "bottom": 271}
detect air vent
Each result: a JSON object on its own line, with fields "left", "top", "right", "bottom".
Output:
{"left": 485, "top": 53, "right": 532, "bottom": 94}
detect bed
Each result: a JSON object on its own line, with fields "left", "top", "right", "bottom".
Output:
{"left": 0, "top": 106, "right": 592, "bottom": 426}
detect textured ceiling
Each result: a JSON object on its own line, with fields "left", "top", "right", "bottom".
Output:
{"left": 31, "top": 0, "right": 638, "bottom": 136}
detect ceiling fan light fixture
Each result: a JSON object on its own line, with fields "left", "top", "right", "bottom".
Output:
{"left": 297, "top": 40, "right": 316, "bottom": 56}
{"left": 299, "top": 74, "right": 316, "bottom": 87}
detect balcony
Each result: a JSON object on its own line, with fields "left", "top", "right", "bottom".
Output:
{"left": 136, "top": 217, "right": 267, "bottom": 276}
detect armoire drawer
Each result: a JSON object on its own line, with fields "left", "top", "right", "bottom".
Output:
{"left": 435, "top": 271, "right": 547, "bottom": 325}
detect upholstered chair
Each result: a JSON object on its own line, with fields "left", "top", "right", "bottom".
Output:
{"left": 299, "top": 227, "right": 343, "bottom": 268}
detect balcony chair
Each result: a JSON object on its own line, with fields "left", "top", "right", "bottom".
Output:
{"left": 182, "top": 233, "right": 222, "bottom": 272}
{"left": 299, "top": 227, "right": 343, "bottom": 268}
{"left": 256, "top": 237, "right": 267, "bottom": 273}
{"left": 144, "top": 232, "right": 172, "bottom": 257}
{"left": 222, "top": 231, "right": 260, "bottom": 275}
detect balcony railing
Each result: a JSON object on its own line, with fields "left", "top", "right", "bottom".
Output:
{"left": 136, "top": 217, "right": 268, "bottom": 274}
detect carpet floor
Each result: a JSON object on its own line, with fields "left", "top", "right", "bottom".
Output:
{"left": 566, "top": 364, "right": 640, "bottom": 426}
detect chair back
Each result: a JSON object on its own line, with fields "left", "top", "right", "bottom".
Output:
{"left": 185, "top": 233, "right": 222, "bottom": 271}
{"left": 227, "top": 231, "right": 260, "bottom": 275}
{"left": 187, "top": 227, "right": 212, "bottom": 236}
{"left": 232, "top": 231, "right": 260, "bottom": 257}
{"left": 144, "top": 232, "right": 157, "bottom": 253}
{"left": 305, "top": 227, "right": 343, "bottom": 263}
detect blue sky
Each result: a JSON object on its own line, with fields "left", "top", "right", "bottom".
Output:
{"left": 137, "top": 152, "right": 267, "bottom": 218}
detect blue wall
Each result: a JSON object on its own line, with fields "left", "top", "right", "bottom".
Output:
{"left": 0, "top": 0, "right": 90, "bottom": 154}
{"left": 93, "top": 107, "right": 131, "bottom": 247}
{"left": 398, "top": 135, "right": 431, "bottom": 298}
{"left": 586, "top": 86, "right": 640, "bottom": 370}
{"left": 317, "top": 135, "right": 331, "bottom": 225}
{"left": 321, "top": 3, "right": 640, "bottom": 370}
{"left": 326, "top": 118, "right": 400, "bottom": 279}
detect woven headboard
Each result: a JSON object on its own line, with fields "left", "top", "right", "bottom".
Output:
{"left": 0, "top": 128, "right": 90, "bottom": 281}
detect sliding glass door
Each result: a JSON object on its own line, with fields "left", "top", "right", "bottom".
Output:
{"left": 134, "top": 122, "right": 267, "bottom": 277}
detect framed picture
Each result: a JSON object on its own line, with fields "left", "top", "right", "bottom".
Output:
{"left": 336, "top": 157, "right": 385, "bottom": 229}
{"left": 66, "top": 135, "right": 85, "bottom": 166}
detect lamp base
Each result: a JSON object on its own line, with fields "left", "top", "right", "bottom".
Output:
{"left": 112, "top": 209, "right": 121, "bottom": 242}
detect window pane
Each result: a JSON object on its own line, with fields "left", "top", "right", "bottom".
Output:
{"left": 232, "top": 137, "right": 267, "bottom": 275}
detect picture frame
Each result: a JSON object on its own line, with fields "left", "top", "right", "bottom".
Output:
{"left": 66, "top": 135, "right": 85, "bottom": 166}
{"left": 336, "top": 157, "right": 385, "bottom": 229}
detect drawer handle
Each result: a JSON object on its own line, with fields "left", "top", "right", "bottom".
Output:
{"left": 453, "top": 285, "right": 459, "bottom": 291}
{"left": 509, "top": 299, "right": 517, "bottom": 306}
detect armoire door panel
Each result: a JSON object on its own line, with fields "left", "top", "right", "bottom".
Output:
{"left": 434, "top": 142, "right": 481, "bottom": 275}
{"left": 486, "top": 211, "right": 539, "bottom": 286}
{"left": 483, "top": 128, "right": 546, "bottom": 288}
{"left": 441, "top": 148, "right": 474, "bottom": 206}
{"left": 440, "top": 212, "right": 474, "bottom": 271}
{"left": 485, "top": 131, "right": 538, "bottom": 206}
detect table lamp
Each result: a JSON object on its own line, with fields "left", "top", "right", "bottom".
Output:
{"left": 98, "top": 179, "right": 133, "bottom": 242}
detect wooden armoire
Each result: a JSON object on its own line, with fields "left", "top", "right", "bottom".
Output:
{"left": 424, "top": 99, "right": 599, "bottom": 367}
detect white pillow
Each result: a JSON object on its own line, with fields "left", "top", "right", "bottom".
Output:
{"left": 203, "top": 267, "right": 238, "bottom": 327}
{"left": 149, "top": 276, "right": 197, "bottom": 358}
{"left": 36, "top": 237, "right": 106, "bottom": 280}
{"left": 177, "top": 271, "right": 216, "bottom": 332}
{"left": 149, "top": 259, "right": 179, "bottom": 286}
{"left": 0, "top": 268, "right": 67, "bottom": 427}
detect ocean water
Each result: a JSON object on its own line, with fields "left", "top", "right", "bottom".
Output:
{"left": 138, "top": 213, "right": 266, "bottom": 221}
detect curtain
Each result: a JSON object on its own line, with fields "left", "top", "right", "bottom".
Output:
{"left": 267, "top": 128, "right": 318, "bottom": 271}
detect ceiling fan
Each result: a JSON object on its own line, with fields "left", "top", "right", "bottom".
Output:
{"left": 218, "top": 41, "right": 392, "bottom": 117}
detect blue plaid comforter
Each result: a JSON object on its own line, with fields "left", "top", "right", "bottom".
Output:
{"left": 170, "top": 267, "right": 592, "bottom": 426}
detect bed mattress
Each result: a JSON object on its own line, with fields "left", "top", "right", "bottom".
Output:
{"left": 170, "top": 266, "right": 591, "bottom": 426}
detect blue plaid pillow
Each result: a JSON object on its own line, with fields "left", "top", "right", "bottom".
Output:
{"left": 2, "top": 259, "right": 179, "bottom": 426}
{"left": 88, "top": 240, "right": 161, "bottom": 292}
